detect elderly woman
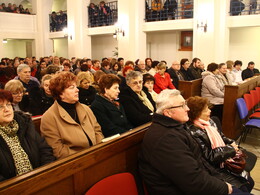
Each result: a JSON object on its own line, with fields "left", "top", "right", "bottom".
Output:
{"left": 40, "top": 72, "right": 103, "bottom": 159}
{"left": 91, "top": 74, "right": 132, "bottom": 137}
{"left": 201, "top": 63, "right": 225, "bottom": 121}
{"left": 77, "top": 71, "right": 96, "bottom": 106}
{"left": 0, "top": 89, "right": 55, "bottom": 181}
{"left": 187, "top": 96, "right": 254, "bottom": 192}
{"left": 119, "top": 71, "right": 155, "bottom": 127}
{"left": 154, "top": 62, "right": 175, "bottom": 94}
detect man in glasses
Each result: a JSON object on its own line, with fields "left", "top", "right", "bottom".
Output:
{"left": 139, "top": 89, "right": 250, "bottom": 195}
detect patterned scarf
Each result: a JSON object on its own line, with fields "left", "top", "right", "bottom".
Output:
{"left": 0, "top": 120, "right": 33, "bottom": 175}
{"left": 193, "top": 118, "right": 225, "bottom": 149}
{"left": 136, "top": 91, "right": 154, "bottom": 112}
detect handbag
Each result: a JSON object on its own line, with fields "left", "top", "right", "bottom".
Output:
{"left": 224, "top": 150, "right": 247, "bottom": 174}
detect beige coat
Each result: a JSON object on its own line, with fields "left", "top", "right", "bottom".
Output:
{"left": 40, "top": 101, "right": 104, "bottom": 159}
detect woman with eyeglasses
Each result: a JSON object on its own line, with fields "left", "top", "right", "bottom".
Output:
{"left": 180, "top": 58, "right": 193, "bottom": 81}
{"left": 119, "top": 71, "right": 156, "bottom": 127}
{"left": 4, "top": 79, "right": 29, "bottom": 113}
{"left": 186, "top": 96, "right": 254, "bottom": 193}
{"left": 0, "top": 89, "right": 55, "bottom": 181}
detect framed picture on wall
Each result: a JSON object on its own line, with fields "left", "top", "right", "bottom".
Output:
{"left": 179, "top": 31, "right": 193, "bottom": 51}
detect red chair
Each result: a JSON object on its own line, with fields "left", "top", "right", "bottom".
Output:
{"left": 250, "top": 90, "right": 260, "bottom": 112}
{"left": 244, "top": 93, "right": 260, "bottom": 119}
{"left": 85, "top": 173, "right": 139, "bottom": 195}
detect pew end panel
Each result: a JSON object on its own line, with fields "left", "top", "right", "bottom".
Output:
{"left": 178, "top": 79, "right": 202, "bottom": 99}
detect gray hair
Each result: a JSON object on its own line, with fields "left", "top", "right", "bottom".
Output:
{"left": 17, "top": 64, "right": 30, "bottom": 74}
{"left": 126, "top": 71, "right": 142, "bottom": 85}
{"left": 156, "top": 89, "right": 181, "bottom": 114}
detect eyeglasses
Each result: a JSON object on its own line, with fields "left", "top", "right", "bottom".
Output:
{"left": 131, "top": 80, "right": 143, "bottom": 85}
{"left": 0, "top": 103, "right": 12, "bottom": 111}
{"left": 168, "top": 101, "right": 188, "bottom": 109}
{"left": 12, "top": 91, "right": 23, "bottom": 96}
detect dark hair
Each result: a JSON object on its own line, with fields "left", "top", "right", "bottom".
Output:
{"left": 118, "top": 57, "right": 124, "bottom": 62}
{"left": 63, "top": 62, "right": 71, "bottom": 68}
{"left": 192, "top": 57, "right": 201, "bottom": 64}
{"left": 101, "top": 60, "right": 110, "bottom": 68}
{"left": 180, "top": 58, "right": 189, "bottom": 66}
{"left": 135, "top": 59, "right": 139, "bottom": 65}
{"left": 143, "top": 73, "right": 155, "bottom": 84}
{"left": 125, "top": 60, "right": 134, "bottom": 67}
{"left": 112, "top": 62, "right": 121, "bottom": 71}
{"left": 187, "top": 96, "right": 209, "bottom": 122}
{"left": 145, "top": 58, "right": 152, "bottom": 65}
{"left": 0, "top": 89, "right": 13, "bottom": 103}
{"left": 49, "top": 72, "right": 77, "bottom": 100}
{"left": 46, "top": 65, "right": 60, "bottom": 74}
{"left": 151, "top": 60, "right": 159, "bottom": 68}
{"left": 101, "top": 57, "right": 108, "bottom": 62}
{"left": 248, "top": 61, "right": 255, "bottom": 66}
{"left": 234, "top": 60, "right": 242, "bottom": 67}
{"left": 98, "top": 74, "right": 121, "bottom": 94}
{"left": 207, "top": 63, "right": 219, "bottom": 72}
{"left": 218, "top": 63, "right": 226, "bottom": 69}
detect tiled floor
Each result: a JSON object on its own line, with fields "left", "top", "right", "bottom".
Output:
{"left": 239, "top": 128, "right": 260, "bottom": 195}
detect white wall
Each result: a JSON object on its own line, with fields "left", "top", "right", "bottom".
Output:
{"left": 91, "top": 35, "right": 118, "bottom": 60}
{"left": 52, "top": 0, "right": 67, "bottom": 12}
{"left": 53, "top": 38, "right": 68, "bottom": 58}
{"left": 2, "top": 39, "right": 31, "bottom": 58}
{"left": 147, "top": 31, "right": 192, "bottom": 67}
{"left": 229, "top": 27, "right": 260, "bottom": 70}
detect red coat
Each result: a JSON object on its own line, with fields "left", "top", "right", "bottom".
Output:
{"left": 154, "top": 72, "right": 175, "bottom": 94}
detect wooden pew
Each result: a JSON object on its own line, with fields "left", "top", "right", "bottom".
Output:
{"left": 32, "top": 116, "right": 42, "bottom": 134}
{"left": 0, "top": 123, "right": 150, "bottom": 195}
{"left": 178, "top": 79, "right": 202, "bottom": 99}
{"left": 222, "top": 76, "right": 260, "bottom": 139}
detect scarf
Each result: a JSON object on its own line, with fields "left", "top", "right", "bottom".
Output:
{"left": 193, "top": 118, "right": 225, "bottom": 149}
{"left": 136, "top": 91, "right": 154, "bottom": 112}
{"left": 0, "top": 120, "right": 33, "bottom": 175}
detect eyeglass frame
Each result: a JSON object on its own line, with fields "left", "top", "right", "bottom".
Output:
{"left": 0, "top": 103, "right": 13, "bottom": 111}
{"left": 167, "top": 101, "right": 188, "bottom": 109}
{"left": 130, "top": 80, "right": 143, "bottom": 85}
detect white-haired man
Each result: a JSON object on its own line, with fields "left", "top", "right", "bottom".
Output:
{"left": 139, "top": 89, "right": 250, "bottom": 195}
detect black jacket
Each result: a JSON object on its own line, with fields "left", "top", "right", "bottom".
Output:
{"left": 188, "top": 65, "right": 202, "bottom": 80}
{"left": 119, "top": 86, "right": 156, "bottom": 127}
{"left": 91, "top": 95, "right": 132, "bottom": 137}
{"left": 242, "top": 68, "right": 260, "bottom": 80}
{"left": 180, "top": 66, "right": 194, "bottom": 81}
{"left": 0, "top": 112, "right": 56, "bottom": 181}
{"left": 167, "top": 67, "right": 179, "bottom": 89}
{"left": 187, "top": 119, "right": 248, "bottom": 188}
{"left": 78, "top": 86, "right": 96, "bottom": 106}
{"left": 138, "top": 114, "right": 228, "bottom": 195}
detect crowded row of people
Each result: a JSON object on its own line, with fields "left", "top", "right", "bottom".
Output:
{"left": 0, "top": 3, "right": 30, "bottom": 14}
{"left": 0, "top": 55, "right": 258, "bottom": 192}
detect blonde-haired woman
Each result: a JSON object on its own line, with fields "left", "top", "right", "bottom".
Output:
{"left": 77, "top": 72, "right": 97, "bottom": 106}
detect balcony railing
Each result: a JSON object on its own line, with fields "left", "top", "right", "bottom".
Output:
{"left": 88, "top": 1, "right": 118, "bottom": 27}
{"left": 49, "top": 10, "right": 67, "bottom": 32}
{"left": 230, "top": 0, "right": 260, "bottom": 16}
{"left": 145, "top": 0, "right": 193, "bottom": 22}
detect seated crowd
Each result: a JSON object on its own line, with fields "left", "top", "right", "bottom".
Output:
{"left": 0, "top": 3, "right": 30, "bottom": 14}
{"left": 0, "top": 55, "right": 258, "bottom": 194}
{"left": 49, "top": 10, "right": 67, "bottom": 32}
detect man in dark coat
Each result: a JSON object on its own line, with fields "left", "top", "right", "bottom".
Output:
{"left": 188, "top": 57, "right": 202, "bottom": 80}
{"left": 167, "top": 60, "right": 184, "bottom": 89}
{"left": 242, "top": 61, "right": 260, "bottom": 80}
{"left": 138, "top": 89, "right": 250, "bottom": 195}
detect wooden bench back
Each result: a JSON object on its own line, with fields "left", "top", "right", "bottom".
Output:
{"left": 0, "top": 123, "right": 150, "bottom": 195}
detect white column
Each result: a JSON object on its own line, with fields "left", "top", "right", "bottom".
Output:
{"left": 67, "top": 0, "right": 91, "bottom": 58}
{"left": 33, "top": 0, "right": 54, "bottom": 58}
{"left": 193, "top": 0, "right": 230, "bottom": 64}
{"left": 117, "top": 0, "right": 147, "bottom": 60}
